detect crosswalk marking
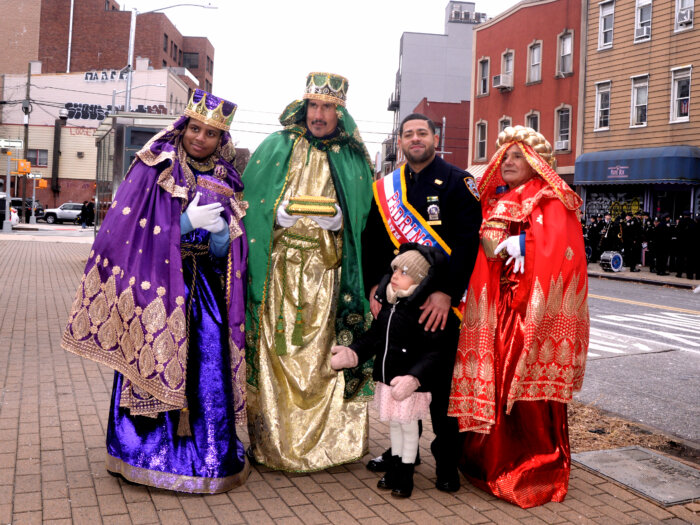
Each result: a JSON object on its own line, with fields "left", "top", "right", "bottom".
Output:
{"left": 587, "top": 311, "right": 700, "bottom": 358}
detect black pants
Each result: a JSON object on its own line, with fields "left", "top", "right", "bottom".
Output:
{"left": 428, "top": 322, "right": 464, "bottom": 479}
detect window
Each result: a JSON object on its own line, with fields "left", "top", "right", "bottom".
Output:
{"left": 183, "top": 52, "right": 199, "bottom": 69}
{"left": 163, "top": 34, "right": 168, "bottom": 52}
{"left": 599, "top": 1, "right": 615, "bottom": 49}
{"left": 173, "top": 44, "right": 178, "bottom": 61}
{"left": 502, "top": 51, "right": 513, "bottom": 77}
{"left": 595, "top": 82, "right": 611, "bottom": 130}
{"left": 528, "top": 42, "right": 541, "bottom": 83}
{"left": 671, "top": 67, "right": 691, "bottom": 122}
{"left": 178, "top": 50, "right": 182, "bottom": 66}
{"left": 555, "top": 106, "right": 571, "bottom": 150}
{"left": 525, "top": 111, "right": 540, "bottom": 131}
{"left": 475, "top": 122, "right": 487, "bottom": 161}
{"left": 478, "top": 58, "right": 489, "bottom": 95}
{"left": 26, "top": 149, "right": 48, "bottom": 167}
{"left": 558, "top": 31, "right": 573, "bottom": 75}
{"left": 631, "top": 75, "right": 648, "bottom": 126}
{"left": 209, "top": 60, "right": 213, "bottom": 75}
{"left": 675, "top": 0, "right": 694, "bottom": 30}
{"left": 635, "top": 0, "right": 652, "bottom": 41}
{"left": 499, "top": 116, "right": 512, "bottom": 132}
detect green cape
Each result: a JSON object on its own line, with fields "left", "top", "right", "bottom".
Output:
{"left": 243, "top": 100, "right": 374, "bottom": 399}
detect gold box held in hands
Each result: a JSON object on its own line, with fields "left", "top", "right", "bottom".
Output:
{"left": 285, "top": 195, "right": 337, "bottom": 217}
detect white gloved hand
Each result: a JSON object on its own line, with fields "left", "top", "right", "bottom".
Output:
{"left": 495, "top": 235, "right": 525, "bottom": 274}
{"left": 203, "top": 216, "right": 227, "bottom": 234}
{"left": 185, "top": 192, "right": 225, "bottom": 230}
{"left": 276, "top": 200, "right": 300, "bottom": 228}
{"left": 310, "top": 205, "right": 342, "bottom": 231}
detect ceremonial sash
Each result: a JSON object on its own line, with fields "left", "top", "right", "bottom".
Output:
{"left": 373, "top": 164, "right": 466, "bottom": 318}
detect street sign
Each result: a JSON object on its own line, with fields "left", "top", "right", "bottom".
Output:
{"left": 26, "top": 173, "right": 42, "bottom": 179}
{"left": 0, "top": 139, "right": 23, "bottom": 149}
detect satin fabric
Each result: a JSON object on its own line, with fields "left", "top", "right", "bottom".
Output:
{"left": 106, "top": 229, "right": 249, "bottom": 493}
{"left": 459, "top": 264, "right": 570, "bottom": 508}
{"left": 246, "top": 139, "right": 369, "bottom": 472}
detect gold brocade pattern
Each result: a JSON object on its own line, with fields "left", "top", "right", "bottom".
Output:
{"left": 506, "top": 274, "right": 589, "bottom": 411}
{"left": 248, "top": 138, "right": 368, "bottom": 471}
{"left": 62, "top": 254, "right": 188, "bottom": 415}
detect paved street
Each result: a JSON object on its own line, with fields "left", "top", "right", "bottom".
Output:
{"left": 0, "top": 236, "right": 698, "bottom": 524}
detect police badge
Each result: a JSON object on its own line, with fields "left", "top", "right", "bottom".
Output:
{"left": 427, "top": 196, "right": 441, "bottom": 225}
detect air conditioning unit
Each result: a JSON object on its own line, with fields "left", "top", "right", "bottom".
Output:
{"left": 677, "top": 7, "right": 693, "bottom": 25}
{"left": 555, "top": 140, "right": 569, "bottom": 151}
{"left": 492, "top": 74, "right": 513, "bottom": 90}
{"left": 635, "top": 25, "right": 651, "bottom": 39}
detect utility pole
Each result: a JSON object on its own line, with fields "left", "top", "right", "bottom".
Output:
{"left": 21, "top": 62, "right": 31, "bottom": 222}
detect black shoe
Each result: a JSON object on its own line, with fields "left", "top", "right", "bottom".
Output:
{"left": 435, "top": 476, "right": 460, "bottom": 493}
{"left": 377, "top": 455, "right": 400, "bottom": 490}
{"left": 657, "top": 272, "right": 669, "bottom": 276}
{"left": 630, "top": 268, "right": 640, "bottom": 272}
{"left": 245, "top": 446, "right": 259, "bottom": 465}
{"left": 391, "top": 462, "right": 414, "bottom": 498}
{"left": 367, "top": 448, "right": 420, "bottom": 472}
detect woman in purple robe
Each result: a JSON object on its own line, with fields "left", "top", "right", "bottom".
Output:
{"left": 62, "top": 89, "right": 250, "bottom": 493}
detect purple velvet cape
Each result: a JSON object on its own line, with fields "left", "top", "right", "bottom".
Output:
{"left": 62, "top": 115, "right": 248, "bottom": 422}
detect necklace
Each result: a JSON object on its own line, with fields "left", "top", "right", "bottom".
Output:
{"left": 187, "top": 155, "right": 215, "bottom": 173}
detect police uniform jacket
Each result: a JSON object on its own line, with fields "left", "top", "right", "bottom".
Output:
{"left": 362, "top": 155, "right": 481, "bottom": 307}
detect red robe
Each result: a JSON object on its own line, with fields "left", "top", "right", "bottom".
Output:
{"left": 448, "top": 141, "right": 589, "bottom": 508}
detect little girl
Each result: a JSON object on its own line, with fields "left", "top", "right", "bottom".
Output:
{"left": 331, "top": 243, "right": 446, "bottom": 498}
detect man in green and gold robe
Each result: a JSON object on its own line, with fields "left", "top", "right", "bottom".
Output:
{"left": 243, "top": 72, "right": 374, "bottom": 471}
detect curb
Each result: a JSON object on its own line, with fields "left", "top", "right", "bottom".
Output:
{"left": 588, "top": 270, "right": 698, "bottom": 290}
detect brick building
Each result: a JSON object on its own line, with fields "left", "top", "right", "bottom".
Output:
{"left": 0, "top": 0, "right": 214, "bottom": 93}
{"left": 468, "top": 0, "right": 584, "bottom": 185}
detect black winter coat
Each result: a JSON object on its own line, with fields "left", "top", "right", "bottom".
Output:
{"left": 350, "top": 243, "right": 457, "bottom": 391}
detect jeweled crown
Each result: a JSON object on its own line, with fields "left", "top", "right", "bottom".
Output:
{"left": 184, "top": 89, "right": 237, "bottom": 131}
{"left": 302, "top": 72, "right": 349, "bottom": 107}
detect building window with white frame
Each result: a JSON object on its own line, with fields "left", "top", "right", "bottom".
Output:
{"left": 675, "top": 0, "right": 694, "bottom": 30}
{"left": 499, "top": 116, "right": 512, "bottom": 132}
{"left": 554, "top": 106, "right": 571, "bottom": 150}
{"left": 558, "top": 32, "right": 573, "bottom": 75}
{"left": 599, "top": 1, "right": 615, "bottom": 49}
{"left": 528, "top": 42, "right": 541, "bottom": 83}
{"left": 476, "top": 122, "right": 487, "bottom": 160}
{"left": 595, "top": 82, "right": 611, "bottom": 130}
{"left": 526, "top": 111, "right": 540, "bottom": 131}
{"left": 671, "top": 67, "right": 691, "bottom": 122}
{"left": 502, "top": 51, "right": 513, "bottom": 78}
{"left": 630, "top": 75, "right": 648, "bottom": 126}
{"left": 635, "top": 0, "right": 652, "bottom": 41}
{"left": 479, "top": 59, "right": 490, "bottom": 95}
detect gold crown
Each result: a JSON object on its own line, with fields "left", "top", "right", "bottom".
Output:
{"left": 303, "top": 72, "right": 349, "bottom": 107}
{"left": 184, "top": 89, "right": 237, "bottom": 131}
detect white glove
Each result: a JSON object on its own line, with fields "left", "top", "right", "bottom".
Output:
{"left": 330, "top": 345, "right": 358, "bottom": 370}
{"left": 495, "top": 235, "right": 525, "bottom": 274}
{"left": 203, "top": 216, "right": 227, "bottom": 234}
{"left": 310, "top": 205, "right": 342, "bottom": 231}
{"left": 185, "top": 192, "right": 225, "bottom": 230}
{"left": 390, "top": 375, "right": 420, "bottom": 401}
{"left": 276, "top": 200, "right": 300, "bottom": 228}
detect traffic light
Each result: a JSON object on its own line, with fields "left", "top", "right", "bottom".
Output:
{"left": 17, "top": 159, "right": 31, "bottom": 174}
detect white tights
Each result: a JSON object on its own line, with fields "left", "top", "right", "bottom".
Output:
{"left": 389, "top": 420, "right": 420, "bottom": 464}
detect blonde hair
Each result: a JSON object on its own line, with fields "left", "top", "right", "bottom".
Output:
{"left": 497, "top": 125, "right": 555, "bottom": 168}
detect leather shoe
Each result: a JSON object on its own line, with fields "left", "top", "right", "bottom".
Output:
{"left": 435, "top": 477, "right": 460, "bottom": 493}
{"left": 367, "top": 448, "right": 420, "bottom": 472}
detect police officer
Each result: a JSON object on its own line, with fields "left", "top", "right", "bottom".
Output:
{"left": 586, "top": 215, "right": 600, "bottom": 262}
{"left": 653, "top": 214, "right": 671, "bottom": 275}
{"left": 362, "top": 113, "right": 481, "bottom": 492}
{"left": 675, "top": 211, "right": 695, "bottom": 278}
{"left": 623, "top": 212, "right": 642, "bottom": 272}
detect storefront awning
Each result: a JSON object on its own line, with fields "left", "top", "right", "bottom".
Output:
{"left": 574, "top": 145, "right": 700, "bottom": 185}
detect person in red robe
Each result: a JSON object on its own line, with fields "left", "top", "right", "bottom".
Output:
{"left": 448, "top": 126, "right": 589, "bottom": 508}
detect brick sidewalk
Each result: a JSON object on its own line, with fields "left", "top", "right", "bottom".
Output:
{"left": 0, "top": 239, "right": 697, "bottom": 524}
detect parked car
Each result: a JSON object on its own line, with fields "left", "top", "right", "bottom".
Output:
{"left": 10, "top": 197, "right": 44, "bottom": 221}
{"left": 42, "top": 202, "right": 83, "bottom": 224}
{"left": 0, "top": 195, "right": 20, "bottom": 226}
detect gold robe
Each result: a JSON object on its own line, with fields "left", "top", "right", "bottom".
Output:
{"left": 247, "top": 138, "right": 369, "bottom": 471}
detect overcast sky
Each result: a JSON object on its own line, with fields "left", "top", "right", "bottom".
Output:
{"left": 125, "top": 0, "right": 521, "bottom": 160}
